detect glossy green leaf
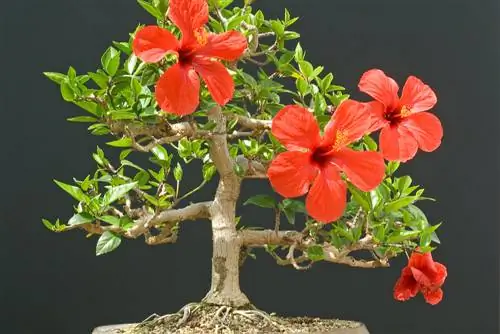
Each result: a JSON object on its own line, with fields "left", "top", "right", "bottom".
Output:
{"left": 101, "top": 47, "right": 121, "bottom": 76}
{"left": 244, "top": 195, "right": 276, "bottom": 209}
{"left": 54, "top": 180, "right": 88, "bottom": 202}
{"left": 103, "top": 182, "right": 138, "bottom": 205}
{"left": 68, "top": 213, "right": 94, "bottom": 226}
{"left": 106, "top": 138, "right": 133, "bottom": 148}
{"left": 96, "top": 231, "right": 122, "bottom": 256}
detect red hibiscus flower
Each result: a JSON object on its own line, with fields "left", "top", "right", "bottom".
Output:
{"left": 394, "top": 251, "right": 447, "bottom": 305}
{"left": 267, "top": 102, "right": 385, "bottom": 223}
{"left": 132, "top": 0, "right": 247, "bottom": 116}
{"left": 358, "top": 69, "right": 443, "bottom": 162}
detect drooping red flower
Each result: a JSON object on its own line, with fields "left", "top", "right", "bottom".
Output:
{"left": 394, "top": 251, "right": 447, "bottom": 305}
{"left": 358, "top": 69, "right": 443, "bottom": 162}
{"left": 267, "top": 102, "right": 385, "bottom": 223}
{"left": 132, "top": 0, "right": 247, "bottom": 116}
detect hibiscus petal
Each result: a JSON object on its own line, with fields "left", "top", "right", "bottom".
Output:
{"left": 380, "top": 124, "right": 419, "bottom": 162}
{"left": 393, "top": 267, "right": 419, "bottom": 302}
{"left": 432, "top": 262, "right": 448, "bottom": 287}
{"left": 324, "top": 100, "right": 373, "bottom": 147}
{"left": 410, "top": 252, "right": 447, "bottom": 288}
{"left": 358, "top": 69, "right": 400, "bottom": 110}
{"left": 366, "top": 101, "right": 389, "bottom": 133}
{"left": 155, "top": 63, "right": 200, "bottom": 116}
{"left": 331, "top": 148, "right": 385, "bottom": 192}
{"left": 400, "top": 76, "right": 437, "bottom": 113}
{"left": 193, "top": 58, "right": 234, "bottom": 106}
{"left": 272, "top": 105, "right": 321, "bottom": 151}
{"left": 410, "top": 267, "right": 433, "bottom": 287}
{"left": 132, "top": 26, "right": 179, "bottom": 63}
{"left": 409, "top": 251, "right": 436, "bottom": 271}
{"left": 305, "top": 164, "right": 346, "bottom": 223}
{"left": 197, "top": 31, "right": 248, "bottom": 61}
{"left": 168, "top": 0, "right": 208, "bottom": 46}
{"left": 423, "top": 288, "right": 443, "bottom": 305}
{"left": 267, "top": 151, "right": 318, "bottom": 198}
{"left": 401, "top": 112, "right": 443, "bottom": 153}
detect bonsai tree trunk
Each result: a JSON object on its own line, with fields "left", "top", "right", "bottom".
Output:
{"left": 202, "top": 106, "right": 250, "bottom": 307}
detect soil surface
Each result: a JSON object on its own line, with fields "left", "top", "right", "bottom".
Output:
{"left": 93, "top": 304, "right": 369, "bottom": 334}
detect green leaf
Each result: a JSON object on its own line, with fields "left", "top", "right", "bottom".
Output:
{"left": 320, "top": 73, "right": 334, "bottom": 92}
{"left": 233, "top": 164, "right": 245, "bottom": 177}
{"left": 54, "top": 180, "right": 88, "bottom": 202}
{"left": 134, "top": 170, "right": 150, "bottom": 186}
{"left": 173, "top": 163, "right": 183, "bottom": 182}
{"left": 294, "top": 43, "right": 304, "bottom": 61}
{"left": 386, "top": 161, "right": 400, "bottom": 175}
{"left": 60, "top": 82, "right": 75, "bottom": 102}
{"left": 126, "top": 54, "right": 138, "bottom": 74}
{"left": 137, "top": 0, "right": 163, "bottom": 19}
{"left": 103, "top": 182, "right": 138, "bottom": 205}
{"left": 270, "top": 20, "right": 285, "bottom": 36}
{"left": 67, "top": 116, "right": 98, "bottom": 123}
{"left": 280, "top": 199, "right": 306, "bottom": 224}
{"left": 120, "top": 216, "right": 135, "bottom": 230}
{"left": 75, "top": 101, "right": 101, "bottom": 116}
{"left": 106, "top": 137, "right": 133, "bottom": 148}
{"left": 348, "top": 184, "right": 371, "bottom": 212}
{"left": 307, "top": 245, "right": 324, "bottom": 262}
{"left": 397, "top": 176, "right": 412, "bottom": 193}
{"left": 244, "top": 195, "right": 276, "bottom": 209}
{"left": 363, "top": 135, "right": 378, "bottom": 151}
{"left": 387, "top": 230, "right": 420, "bottom": 243}
{"left": 151, "top": 145, "right": 169, "bottom": 161}
{"left": 88, "top": 72, "right": 109, "bottom": 89}
{"left": 298, "top": 61, "right": 314, "bottom": 79}
{"left": 143, "top": 193, "right": 160, "bottom": 206}
{"left": 99, "top": 215, "right": 121, "bottom": 226}
{"left": 101, "top": 47, "right": 121, "bottom": 76}
{"left": 384, "top": 196, "right": 419, "bottom": 213}
{"left": 121, "top": 160, "right": 145, "bottom": 171}
{"left": 68, "top": 213, "right": 94, "bottom": 226}
{"left": 282, "top": 199, "right": 307, "bottom": 213}
{"left": 420, "top": 222, "right": 442, "bottom": 246}
{"left": 96, "top": 231, "right": 122, "bottom": 256}
{"left": 44, "top": 72, "right": 66, "bottom": 84}
{"left": 42, "top": 219, "right": 55, "bottom": 231}
{"left": 108, "top": 110, "right": 136, "bottom": 120}
{"left": 203, "top": 163, "right": 216, "bottom": 182}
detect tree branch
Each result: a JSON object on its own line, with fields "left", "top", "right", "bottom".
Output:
{"left": 71, "top": 202, "right": 212, "bottom": 242}
{"left": 208, "top": 106, "right": 235, "bottom": 176}
{"left": 239, "top": 229, "right": 389, "bottom": 269}
{"left": 126, "top": 201, "right": 213, "bottom": 238}
{"left": 235, "top": 156, "right": 268, "bottom": 179}
{"left": 230, "top": 114, "right": 272, "bottom": 131}
{"left": 239, "top": 229, "right": 303, "bottom": 247}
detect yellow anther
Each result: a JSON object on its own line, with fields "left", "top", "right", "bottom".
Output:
{"left": 194, "top": 28, "right": 208, "bottom": 46}
{"left": 400, "top": 105, "right": 412, "bottom": 117}
{"left": 332, "top": 129, "right": 349, "bottom": 151}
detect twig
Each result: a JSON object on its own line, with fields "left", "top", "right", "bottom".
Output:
{"left": 287, "top": 243, "right": 312, "bottom": 271}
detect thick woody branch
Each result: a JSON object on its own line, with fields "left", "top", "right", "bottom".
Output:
{"left": 239, "top": 229, "right": 389, "bottom": 269}
{"left": 230, "top": 114, "right": 272, "bottom": 131}
{"left": 71, "top": 202, "right": 212, "bottom": 242}
{"left": 126, "top": 201, "right": 212, "bottom": 238}
{"left": 109, "top": 120, "right": 195, "bottom": 139}
{"left": 208, "top": 106, "right": 235, "bottom": 176}
{"left": 239, "top": 229, "right": 302, "bottom": 247}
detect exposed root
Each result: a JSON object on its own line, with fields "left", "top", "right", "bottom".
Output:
{"left": 122, "top": 303, "right": 284, "bottom": 334}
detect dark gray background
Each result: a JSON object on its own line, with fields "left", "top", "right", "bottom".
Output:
{"left": 1, "top": 0, "right": 499, "bottom": 333}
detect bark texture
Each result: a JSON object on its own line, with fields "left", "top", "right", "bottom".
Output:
{"left": 203, "top": 107, "right": 250, "bottom": 307}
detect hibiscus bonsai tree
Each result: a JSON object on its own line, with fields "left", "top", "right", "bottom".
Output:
{"left": 43, "top": 0, "right": 447, "bottom": 332}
